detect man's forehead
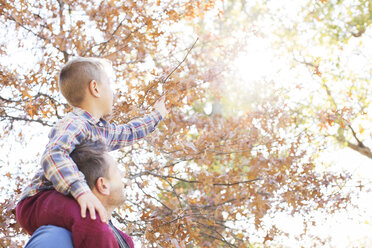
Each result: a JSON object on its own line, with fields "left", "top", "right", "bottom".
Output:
{"left": 103, "top": 152, "right": 114, "bottom": 162}
{"left": 103, "top": 152, "right": 119, "bottom": 170}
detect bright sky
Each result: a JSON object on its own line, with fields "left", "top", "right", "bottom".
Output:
{"left": 230, "top": 1, "right": 372, "bottom": 246}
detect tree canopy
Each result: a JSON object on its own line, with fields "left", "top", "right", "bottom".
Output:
{"left": 0, "top": 0, "right": 371, "bottom": 247}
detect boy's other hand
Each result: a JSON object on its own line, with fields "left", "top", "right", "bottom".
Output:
{"left": 154, "top": 95, "right": 168, "bottom": 118}
{"left": 77, "top": 191, "right": 108, "bottom": 223}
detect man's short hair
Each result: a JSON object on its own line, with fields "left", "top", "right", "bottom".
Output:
{"left": 70, "top": 141, "right": 110, "bottom": 189}
{"left": 58, "top": 57, "right": 112, "bottom": 106}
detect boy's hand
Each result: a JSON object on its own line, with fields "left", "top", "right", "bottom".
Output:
{"left": 154, "top": 95, "right": 168, "bottom": 118}
{"left": 77, "top": 191, "right": 108, "bottom": 223}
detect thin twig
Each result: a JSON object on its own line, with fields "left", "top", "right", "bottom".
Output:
{"left": 347, "top": 124, "right": 364, "bottom": 147}
{"left": 144, "top": 171, "right": 261, "bottom": 187}
{"left": 146, "top": 37, "right": 199, "bottom": 109}
{"left": 161, "top": 37, "right": 199, "bottom": 84}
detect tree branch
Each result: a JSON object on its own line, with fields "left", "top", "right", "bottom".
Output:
{"left": 0, "top": 115, "right": 53, "bottom": 127}
{"left": 6, "top": 15, "right": 72, "bottom": 58}
{"left": 162, "top": 37, "right": 199, "bottom": 84}
{"left": 295, "top": 55, "right": 372, "bottom": 160}
{"left": 345, "top": 141, "right": 372, "bottom": 160}
{"left": 144, "top": 37, "right": 199, "bottom": 109}
{"left": 196, "top": 220, "right": 237, "bottom": 248}
{"left": 134, "top": 178, "right": 173, "bottom": 213}
{"left": 199, "top": 231, "right": 237, "bottom": 248}
{"left": 144, "top": 171, "right": 261, "bottom": 187}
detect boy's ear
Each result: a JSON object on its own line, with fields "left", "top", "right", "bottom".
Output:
{"left": 89, "top": 80, "right": 100, "bottom": 97}
{"left": 95, "top": 177, "right": 110, "bottom": 195}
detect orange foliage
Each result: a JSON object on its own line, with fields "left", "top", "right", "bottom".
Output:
{"left": 0, "top": 0, "right": 350, "bottom": 247}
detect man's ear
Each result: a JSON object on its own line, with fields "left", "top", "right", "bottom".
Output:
{"left": 89, "top": 80, "right": 100, "bottom": 97}
{"left": 95, "top": 177, "right": 110, "bottom": 195}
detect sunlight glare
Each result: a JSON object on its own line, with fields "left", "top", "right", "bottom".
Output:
{"left": 234, "top": 37, "right": 274, "bottom": 84}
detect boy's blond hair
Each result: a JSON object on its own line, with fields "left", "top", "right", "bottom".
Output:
{"left": 58, "top": 57, "right": 112, "bottom": 106}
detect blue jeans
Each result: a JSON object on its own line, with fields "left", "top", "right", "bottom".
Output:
{"left": 25, "top": 225, "right": 73, "bottom": 248}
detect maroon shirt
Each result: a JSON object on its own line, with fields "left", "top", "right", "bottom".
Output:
{"left": 16, "top": 190, "right": 134, "bottom": 248}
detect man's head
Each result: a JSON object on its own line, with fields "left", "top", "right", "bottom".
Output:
{"left": 70, "top": 142, "right": 125, "bottom": 209}
{"left": 59, "top": 57, "right": 114, "bottom": 115}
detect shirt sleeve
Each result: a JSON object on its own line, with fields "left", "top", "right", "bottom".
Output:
{"left": 41, "top": 118, "right": 90, "bottom": 199}
{"left": 107, "top": 110, "right": 162, "bottom": 150}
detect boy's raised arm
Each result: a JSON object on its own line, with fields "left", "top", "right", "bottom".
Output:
{"left": 107, "top": 96, "right": 168, "bottom": 150}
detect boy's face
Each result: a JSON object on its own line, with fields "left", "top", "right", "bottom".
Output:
{"left": 99, "top": 70, "right": 114, "bottom": 115}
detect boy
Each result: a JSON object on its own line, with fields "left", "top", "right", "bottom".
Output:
{"left": 16, "top": 57, "right": 167, "bottom": 247}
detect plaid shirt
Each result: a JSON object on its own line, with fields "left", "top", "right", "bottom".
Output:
{"left": 20, "top": 107, "right": 162, "bottom": 200}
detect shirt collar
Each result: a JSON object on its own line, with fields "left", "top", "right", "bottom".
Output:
{"left": 72, "top": 107, "right": 101, "bottom": 125}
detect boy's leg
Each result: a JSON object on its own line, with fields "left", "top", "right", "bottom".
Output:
{"left": 16, "top": 190, "right": 119, "bottom": 248}
{"left": 16, "top": 190, "right": 55, "bottom": 235}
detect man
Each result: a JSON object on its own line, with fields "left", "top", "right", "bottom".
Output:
{"left": 25, "top": 225, "right": 74, "bottom": 248}
{"left": 23, "top": 142, "right": 134, "bottom": 248}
